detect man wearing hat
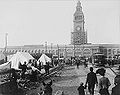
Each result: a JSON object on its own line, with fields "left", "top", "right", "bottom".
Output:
{"left": 85, "top": 67, "right": 98, "bottom": 95}
{"left": 111, "top": 74, "right": 120, "bottom": 95}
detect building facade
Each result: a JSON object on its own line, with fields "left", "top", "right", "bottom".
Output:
{"left": 0, "top": 1, "right": 120, "bottom": 59}
{"left": 71, "top": 1, "right": 87, "bottom": 45}
{"left": 0, "top": 44, "right": 120, "bottom": 59}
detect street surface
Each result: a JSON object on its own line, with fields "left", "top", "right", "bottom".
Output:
{"left": 27, "top": 63, "right": 117, "bottom": 95}
{"left": 52, "top": 65, "right": 116, "bottom": 95}
{"left": 0, "top": 63, "right": 118, "bottom": 95}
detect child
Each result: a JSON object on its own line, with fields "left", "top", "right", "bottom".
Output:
{"left": 42, "top": 80, "right": 53, "bottom": 95}
{"left": 77, "top": 82, "right": 86, "bottom": 95}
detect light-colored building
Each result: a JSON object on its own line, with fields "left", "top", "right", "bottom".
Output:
{"left": 71, "top": 1, "right": 87, "bottom": 45}
{"left": 0, "top": 44, "right": 120, "bottom": 59}
{"left": 0, "top": 1, "right": 120, "bottom": 59}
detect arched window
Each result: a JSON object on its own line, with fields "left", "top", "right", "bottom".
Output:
{"left": 52, "top": 50, "right": 54, "bottom": 54}
{"left": 117, "top": 49, "right": 120, "bottom": 54}
{"left": 31, "top": 50, "right": 33, "bottom": 53}
{"left": 9, "top": 50, "right": 11, "bottom": 53}
{"left": 15, "top": 50, "right": 17, "bottom": 53}
{"left": 38, "top": 50, "right": 41, "bottom": 53}
{"left": 28, "top": 50, "right": 30, "bottom": 53}
{"left": 108, "top": 49, "right": 111, "bottom": 52}
{"left": 12, "top": 50, "right": 15, "bottom": 53}
{"left": 35, "top": 50, "right": 37, "bottom": 53}
{"left": 29, "top": 50, "right": 31, "bottom": 53}
{"left": 56, "top": 50, "right": 58, "bottom": 55}
{"left": 42, "top": 50, "right": 44, "bottom": 53}
{"left": 113, "top": 49, "right": 116, "bottom": 55}
{"left": 60, "top": 53, "right": 63, "bottom": 57}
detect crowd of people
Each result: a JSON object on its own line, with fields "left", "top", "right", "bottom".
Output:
{"left": 8, "top": 59, "right": 56, "bottom": 91}
{"left": 77, "top": 67, "right": 120, "bottom": 95}
{"left": 65, "top": 57, "right": 89, "bottom": 68}
{"left": 4, "top": 55, "right": 120, "bottom": 95}
{"left": 39, "top": 65, "right": 120, "bottom": 95}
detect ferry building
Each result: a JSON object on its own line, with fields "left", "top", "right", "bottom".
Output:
{"left": 0, "top": 1, "right": 120, "bottom": 59}
{"left": 71, "top": 1, "right": 87, "bottom": 45}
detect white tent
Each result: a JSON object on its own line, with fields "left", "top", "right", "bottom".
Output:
{"left": 7, "top": 54, "right": 14, "bottom": 62}
{"left": 37, "top": 54, "right": 51, "bottom": 65}
{"left": 9, "top": 52, "right": 34, "bottom": 70}
{"left": 0, "top": 62, "right": 11, "bottom": 71}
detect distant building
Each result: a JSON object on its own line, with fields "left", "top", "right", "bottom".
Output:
{"left": 0, "top": 1, "right": 120, "bottom": 59}
{"left": 0, "top": 44, "right": 120, "bottom": 59}
{"left": 71, "top": 1, "right": 87, "bottom": 45}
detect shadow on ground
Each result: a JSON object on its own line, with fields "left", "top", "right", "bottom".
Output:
{"left": 0, "top": 81, "right": 26, "bottom": 95}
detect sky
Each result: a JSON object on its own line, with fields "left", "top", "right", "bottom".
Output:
{"left": 0, "top": 0, "right": 120, "bottom": 48}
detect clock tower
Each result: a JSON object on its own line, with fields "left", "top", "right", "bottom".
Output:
{"left": 71, "top": 1, "right": 87, "bottom": 45}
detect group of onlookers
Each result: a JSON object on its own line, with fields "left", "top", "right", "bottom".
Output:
{"left": 106, "top": 56, "right": 120, "bottom": 66}
{"left": 107, "top": 58, "right": 116, "bottom": 66}
{"left": 77, "top": 67, "right": 120, "bottom": 95}
{"left": 39, "top": 66, "right": 120, "bottom": 95}
{"left": 65, "top": 57, "right": 88, "bottom": 67}
{"left": 8, "top": 59, "right": 53, "bottom": 90}
{"left": 8, "top": 56, "right": 120, "bottom": 95}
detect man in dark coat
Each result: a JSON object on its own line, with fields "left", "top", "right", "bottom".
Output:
{"left": 111, "top": 75, "right": 120, "bottom": 95}
{"left": 38, "top": 60, "right": 41, "bottom": 71}
{"left": 85, "top": 67, "right": 98, "bottom": 95}
{"left": 76, "top": 59, "right": 80, "bottom": 69}
{"left": 44, "top": 62, "right": 50, "bottom": 74}
{"left": 111, "top": 83, "right": 120, "bottom": 95}
{"left": 21, "top": 61, "right": 27, "bottom": 79}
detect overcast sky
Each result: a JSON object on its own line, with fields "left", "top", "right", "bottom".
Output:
{"left": 0, "top": 0, "right": 120, "bottom": 48}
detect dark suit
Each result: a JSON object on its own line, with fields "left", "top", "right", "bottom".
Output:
{"left": 86, "top": 72, "right": 98, "bottom": 95}
{"left": 111, "top": 83, "right": 120, "bottom": 95}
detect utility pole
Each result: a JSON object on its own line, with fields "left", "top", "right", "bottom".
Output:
{"left": 57, "top": 44, "right": 59, "bottom": 64}
{"left": 51, "top": 43, "right": 53, "bottom": 59}
{"left": 4, "top": 33, "right": 8, "bottom": 62}
{"left": 51, "top": 43, "right": 53, "bottom": 54}
{"left": 45, "top": 42, "right": 47, "bottom": 53}
{"left": 65, "top": 45, "right": 67, "bottom": 59}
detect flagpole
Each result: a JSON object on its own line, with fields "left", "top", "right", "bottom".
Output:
{"left": 4, "top": 33, "right": 8, "bottom": 62}
{"left": 57, "top": 44, "right": 60, "bottom": 64}
{"left": 45, "top": 42, "right": 47, "bottom": 54}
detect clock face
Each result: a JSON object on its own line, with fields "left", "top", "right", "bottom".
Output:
{"left": 76, "top": 26, "right": 81, "bottom": 31}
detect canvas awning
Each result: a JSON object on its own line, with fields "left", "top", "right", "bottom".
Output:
{"left": 9, "top": 52, "right": 34, "bottom": 70}
{"left": 0, "top": 62, "right": 11, "bottom": 73}
{"left": 37, "top": 54, "right": 51, "bottom": 65}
